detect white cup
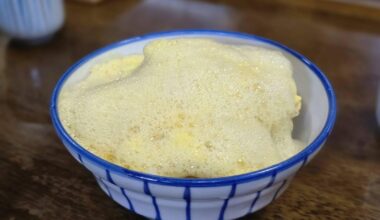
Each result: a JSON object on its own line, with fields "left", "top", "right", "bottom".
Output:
{"left": 0, "top": 0, "right": 65, "bottom": 41}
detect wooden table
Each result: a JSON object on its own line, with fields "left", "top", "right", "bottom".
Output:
{"left": 0, "top": 0, "right": 379, "bottom": 219}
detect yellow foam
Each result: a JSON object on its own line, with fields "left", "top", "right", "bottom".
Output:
{"left": 58, "top": 38, "right": 303, "bottom": 178}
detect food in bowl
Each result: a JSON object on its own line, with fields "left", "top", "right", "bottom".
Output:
{"left": 58, "top": 38, "right": 303, "bottom": 178}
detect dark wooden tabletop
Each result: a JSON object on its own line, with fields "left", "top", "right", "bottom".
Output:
{"left": 1, "top": 0, "right": 380, "bottom": 219}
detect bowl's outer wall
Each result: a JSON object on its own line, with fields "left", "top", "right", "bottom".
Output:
{"left": 64, "top": 140, "right": 323, "bottom": 219}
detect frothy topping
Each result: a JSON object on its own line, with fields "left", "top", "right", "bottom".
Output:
{"left": 59, "top": 38, "right": 302, "bottom": 178}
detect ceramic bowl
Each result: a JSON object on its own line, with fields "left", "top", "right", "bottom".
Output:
{"left": 50, "top": 30, "right": 336, "bottom": 220}
{"left": 0, "top": 0, "right": 64, "bottom": 41}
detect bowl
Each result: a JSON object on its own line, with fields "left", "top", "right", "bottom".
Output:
{"left": 50, "top": 30, "right": 336, "bottom": 220}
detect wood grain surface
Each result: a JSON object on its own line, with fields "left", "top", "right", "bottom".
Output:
{"left": 0, "top": 0, "right": 379, "bottom": 219}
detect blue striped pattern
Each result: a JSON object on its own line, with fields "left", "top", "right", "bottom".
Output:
{"left": 0, "top": 0, "right": 64, "bottom": 40}
{"left": 184, "top": 186, "right": 191, "bottom": 220}
{"left": 271, "top": 180, "right": 287, "bottom": 203}
{"left": 249, "top": 191, "right": 261, "bottom": 214}
{"left": 106, "top": 170, "right": 115, "bottom": 184}
{"left": 144, "top": 181, "right": 161, "bottom": 220}
{"left": 98, "top": 178, "right": 113, "bottom": 199}
{"left": 77, "top": 153, "right": 83, "bottom": 163}
{"left": 121, "top": 187, "right": 135, "bottom": 212}
{"left": 72, "top": 148, "right": 319, "bottom": 219}
{"left": 218, "top": 184, "right": 236, "bottom": 220}
{"left": 248, "top": 173, "right": 276, "bottom": 213}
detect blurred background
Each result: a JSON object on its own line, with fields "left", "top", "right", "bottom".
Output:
{"left": 0, "top": 0, "right": 379, "bottom": 219}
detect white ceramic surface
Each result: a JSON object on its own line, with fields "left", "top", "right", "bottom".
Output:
{"left": 50, "top": 30, "right": 336, "bottom": 220}
{"left": 0, "top": 0, "right": 64, "bottom": 41}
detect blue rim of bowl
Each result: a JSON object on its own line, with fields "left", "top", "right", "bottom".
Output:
{"left": 50, "top": 30, "right": 337, "bottom": 186}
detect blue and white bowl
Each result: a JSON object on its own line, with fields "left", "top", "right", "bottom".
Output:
{"left": 0, "top": 0, "right": 64, "bottom": 41}
{"left": 50, "top": 30, "right": 336, "bottom": 220}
